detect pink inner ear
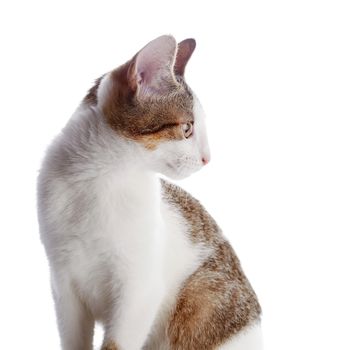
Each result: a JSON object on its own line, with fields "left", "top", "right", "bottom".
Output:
{"left": 133, "top": 35, "right": 177, "bottom": 96}
{"left": 174, "top": 38, "right": 196, "bottom": 77}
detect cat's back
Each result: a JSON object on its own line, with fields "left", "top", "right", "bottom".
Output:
{"left": 161, "top": 179, "right": 222, "bottom": 245}
{"left": 159, "top": 179, "right": 262, "bottom": 349}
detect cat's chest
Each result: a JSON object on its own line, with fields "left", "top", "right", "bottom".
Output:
{"left": 63, "top": 177, "right": 207, "bottom": 319}
{"left": 81, "top": 182, "right": 205, "bottom": 286}
{"left": 84, "top": 178, "right": 164, "bottom": 270}
{"left": 96, "top": 174, "right": 158, "bottom": 230}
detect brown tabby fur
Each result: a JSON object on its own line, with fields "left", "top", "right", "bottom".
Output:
{"left": 162, "top": 180, "right": 261, "bottom": 349}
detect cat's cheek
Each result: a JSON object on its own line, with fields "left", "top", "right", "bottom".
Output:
{"left": 143, "top": 139, "right": 202, "bottom": 179}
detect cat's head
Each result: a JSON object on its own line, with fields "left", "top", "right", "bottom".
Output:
{"left": 86, "top": 35, "right": 210, "bottom": 180}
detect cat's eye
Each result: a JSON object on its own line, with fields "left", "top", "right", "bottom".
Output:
{"left": 182, "top": 122, "right": 193, "bottom": 138}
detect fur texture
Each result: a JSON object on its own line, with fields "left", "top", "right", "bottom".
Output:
{"left": 37, "top": 35, "right": 261, "bottom": 350}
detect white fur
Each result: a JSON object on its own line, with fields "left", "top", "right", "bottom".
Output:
{"left": 38, "top": 89, "right": 211, "bottom": 350}
{"left": 218, "top": 323, "right": 264, "bottom": 350}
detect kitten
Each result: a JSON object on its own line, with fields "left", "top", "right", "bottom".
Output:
{"left": 37, "top": 35, "right": 262, "bottom": 350}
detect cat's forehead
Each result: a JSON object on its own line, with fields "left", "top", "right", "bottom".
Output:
{"left": 143, "top": 87, "right": 194, "bottom": 123}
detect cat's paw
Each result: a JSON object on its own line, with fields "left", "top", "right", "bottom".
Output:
{"left": 101, "top": 341, "right": 119, "bottom": 350}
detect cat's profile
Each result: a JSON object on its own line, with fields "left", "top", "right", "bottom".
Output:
{"left": 37, "top": 35, "right": 262, "bottom": 350}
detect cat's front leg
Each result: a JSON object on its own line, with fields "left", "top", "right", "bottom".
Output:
{"left": 101, "top": 341, "right": 119, "bottom": 350}
{"left": 52, "top": 278, "right": 94, "bottom": 350}
{"left": 102, "top": 276, "right": 164, "bottom": 350}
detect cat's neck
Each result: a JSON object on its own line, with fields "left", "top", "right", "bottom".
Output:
{"left": 54, "top": 105, "right": 150, "bottom": 182}
{"left": 51, "top": 105, "right": 162, "bottom": 213}
{"left": 96, "top": 166, "right": 161, "bottom": 215}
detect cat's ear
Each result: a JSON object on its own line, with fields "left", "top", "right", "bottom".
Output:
{"left": 174, "top": 38, "right": 196, "bottom": 77}
{"left": 128, "top": 35, "right": 177, "bottom": 98}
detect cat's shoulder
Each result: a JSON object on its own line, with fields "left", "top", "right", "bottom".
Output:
{"left": 160, "top": 179, "right": 221, "bottom": 243}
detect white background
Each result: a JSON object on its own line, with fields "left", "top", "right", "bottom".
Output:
{"left": 0, "top": 1, "right": 349, "bottom": 349}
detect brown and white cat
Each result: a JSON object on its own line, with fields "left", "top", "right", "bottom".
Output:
{"left": 37, "top": 35, "right": 262, "bottom": 350}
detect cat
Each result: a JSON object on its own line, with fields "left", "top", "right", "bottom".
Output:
{"left": 37, "top": 35, "right": 262, "bottom": 350}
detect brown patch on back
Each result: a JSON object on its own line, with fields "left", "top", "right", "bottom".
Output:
{"left": 161, "top": 180, "right": 262, "bottom": 350}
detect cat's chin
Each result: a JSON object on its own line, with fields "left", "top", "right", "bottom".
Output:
{"left": 163, "top": 173, "right": 192, "bottom": 181}
{"left": 158, "top": 167, "right": 198, "bottom": 181}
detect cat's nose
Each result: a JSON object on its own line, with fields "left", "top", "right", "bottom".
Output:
{"left": 202, "top": 156, "right": 210, "bottom": 165}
